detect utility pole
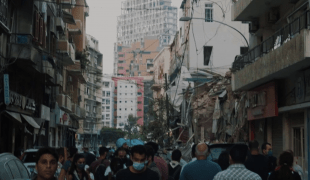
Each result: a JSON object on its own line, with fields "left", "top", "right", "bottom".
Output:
{"left": 165, "top": 73, "right": 169, "bottom": 145}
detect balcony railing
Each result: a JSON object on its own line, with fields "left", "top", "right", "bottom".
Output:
{"left": 233, "top": 11, "right": 310, "bottom": 71}
{"left": 0, "top": 0, "right": 9, "bottom": 30}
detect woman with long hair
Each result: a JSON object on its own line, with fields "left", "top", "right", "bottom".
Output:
{"left": 68, "top": 154, "right": 91, "bottom": 180}
{"left": 268, "top": 151, "right": 301, "bottom": 180}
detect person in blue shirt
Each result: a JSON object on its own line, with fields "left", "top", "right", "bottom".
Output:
{"left": 180, "top": 143, "right": 221, "bottom": 180}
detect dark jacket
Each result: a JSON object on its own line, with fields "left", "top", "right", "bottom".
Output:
{"left": 31, "top": 174, "right": 58, "bottom": 180}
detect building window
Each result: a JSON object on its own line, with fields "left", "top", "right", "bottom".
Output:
{"left": 102, "top": 115, "right": 105, "bottom": 119}
{"left": 119, "top": 101, "right": 122, "bottom": 103}
{"left": 86, "top": 105, "right": 90, "bottom": 112}
{"left": 138, "top": 101, "right": 142, "bottom": 104}
{"left": 93, "top": 106, "right": 97, "bottom": 113}
{"left": 106, "top": 114, "right": 110, "bottom": 119}
{"left": 102, "top": 99, "right": 106, "bottom": 104}
{"left": 125, "top": 93, "right": 127, "bottom": 95}
{"left": 105, "top": 82, "right": 110, "bottom": 87}
{"left": 205, "top": 4, "right": 213, "bottom": 22}
{"left": 120, "top": 93, "right": 122, "bottom": 95}
{"left": 102, "top": 106, "right": 105, "bottom": 111}
{"left": 125, "top": 101, "right": 127, "bottom": 103}
{"left": 120, "top": 86, "right": 122, "bottom": 88}
{"left": 107, "top": 91, "right": 111, "bottom": 97}
{"left": 106, "top": 122, "right": 110, "bottom": 126}
{"left": 203, "top": 46, "right": 213, "bottom": 65}
{"left": 293, "top": 127, "right": 305, "bottom": 157}
{"left": 240, "top": 47, "right": 249, "bottom": 55}
{"left": 131, "top": 86, "right": 133, "bottom": 88}
{"left": 102, "top": 91, "right": 106, "bottom": 97}
{"left": 125, "top": 86, "right": 127, "bottom": 88}
{"left": 106, "top": 106, "right": 110, "bottom": 111}
{"left": 119, "top": 108, "right": 121, "bottom": 111}
{"left": 125, "top": 108, "right": 127, "bottom": 111}
{"left": 137, "top": 92, "right": 142, "bottom": 96}
{"left": 131, "top": 93, "right": 133, "bottom": 95}
{"left": 114, "top": 101, "right": 117, "bottom": 104}
{"left": 106, "top": 100, "right": 110, "bottom": 105}
{"left": 138, "top": 72, "right": 141, "bottom": 76}
{"left": 115, "top": 87, "right": 117, "bottom": 89}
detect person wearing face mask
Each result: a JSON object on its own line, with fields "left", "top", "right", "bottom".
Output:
{"left": 115, "top": 145, "right": 159, "bottom": 180}
{"left": 262, "top": 143, "right": 277, "bottom": 173}
{"left": 68, "top": 154, "right": 91, "bottom": 180}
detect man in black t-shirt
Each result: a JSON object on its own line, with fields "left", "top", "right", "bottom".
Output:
{"left": 245, "top": 140, "right": 269, "bottom": 180}
{"left": 116, "top": 145, "right": 159, "bottom": 180}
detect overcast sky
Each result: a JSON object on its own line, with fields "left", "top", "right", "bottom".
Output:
{"left": 86, "top": 0, "right": 183, "bottom": 75}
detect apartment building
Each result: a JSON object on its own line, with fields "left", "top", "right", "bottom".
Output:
{"left": 114, "top": 37, "right": 163, "bottom": 76}
{"left": 112, "top": 77, "right": 144, "bottom": 128}
{"left": 0, "top": 0, "right": 87, "bottom": 152}
{"left": 117, "top": 0, "right": 178, "bottom": 47}
{"left": 101, "top": 77, "right": 114, "bottom": 128}
{"left": 79, "top": 34, "right": 103, "bottom": 149}
{"left": 231, "top": 0, "right": 310, "bottom": 178}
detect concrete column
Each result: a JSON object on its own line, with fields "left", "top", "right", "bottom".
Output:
{"left": 12, "top": 127, "right": 15, "bottom": 154}
{"left": 282, "top": 113, "right": 290, "bottom": 151}
{"left": 56, "top": 127, "right": 59, "bottom": 148}
{"left": 305, "top": 109, "right": 310, "bottom": 180}
{"left": 267, "top": 119, "right": 272, "bottom": 144}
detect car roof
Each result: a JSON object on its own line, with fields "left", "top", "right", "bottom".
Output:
{"left": 0, "top": 153, "right": 30, "bottom": 179}
{"left": 24, "top": 149, "right": 39, "bottom": 152}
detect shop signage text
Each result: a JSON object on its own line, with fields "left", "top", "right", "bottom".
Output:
{"left": 9, "top": 91, "right": 36, "bottom": 111}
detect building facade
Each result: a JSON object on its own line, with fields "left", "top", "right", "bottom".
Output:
{"left": 231, "top": 0, "right": 310, "bottom": 178}
{"left": 112, "top": 77, "right": 144, "bottom": 128}
{"left": 117, "top": 0, "right": 178, "bottom": 47}
{"left": 101, "top": 77, "right": 114, "bottom": 128}
{"left": 0, "top": 0, "right": 89, "bottom": 153}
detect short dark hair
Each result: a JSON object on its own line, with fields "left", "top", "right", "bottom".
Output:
{"left": 56, "top": 148, "right": 65, "bottom": 157}
{"left": 230, "top": 144, "right": 248, "bottom": 164}
{"left": 35, "top": 148, "right": 59, "bottom": 163}
{"left": 172, "top": 149, "right": 182, "bottom": 161}
{"left": 145, "top": 142, "right": 159, "bottom": 154}
{"left": 218, "top": 151, "right": 230, "bottom": 170}
{"left": 261, "top": 142, "right": 271, "bottom": 152}
{"left": 68, "top": 147, "right": 78, "bottom": 158}
{"left": 131, "top": 145, "right": 146, "bottom": 157}
{"left": 191, "top": 144, "right": 197, "bottom": 157}
{"left": 145, "top": 145, "right": 155, "bottom": 161}
{"left": 99, "top": 147, "right": 109, "bottom": 156}
{"left": 249, "top": 140, "right": 259, "bottom": 151}
{"left": 68, "top": 154, "right": 86, "bottom": 175}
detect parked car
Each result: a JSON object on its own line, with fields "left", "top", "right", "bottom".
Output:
{"left": 22, "top": 148, "right": 38, "bottom": 175}
{"left": 0, "top": 153, "right": 30, "bottom": 179}
{"left": 208, "top": 143, "right": 248, "bottom": 163}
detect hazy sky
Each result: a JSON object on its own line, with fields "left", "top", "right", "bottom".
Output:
{"left": 86, "top": 0, "right": 183, "bottom": 74}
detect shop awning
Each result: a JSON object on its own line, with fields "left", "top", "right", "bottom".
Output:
{"left": 21, "top": 114, "right": 40, "bottom": 129}
{"left": 62, "top": 10, "right": 76, "bottom": 25}
{"left": 4, "top": 111, "right": 22, "bottom": 123}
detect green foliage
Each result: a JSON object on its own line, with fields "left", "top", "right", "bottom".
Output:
{"left": 124, "top": 114, "right": 145, "bottom": 140}
{"left": 100, "top": 127, "right": 126, "bottom": 146}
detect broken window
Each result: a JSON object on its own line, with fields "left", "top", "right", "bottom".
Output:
{"left": 203, "top": 46, "right": 213, "bottom": 65}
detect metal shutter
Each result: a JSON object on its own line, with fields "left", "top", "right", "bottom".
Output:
{"left": 272, "top": 117, "right": 283, "bottom": 158}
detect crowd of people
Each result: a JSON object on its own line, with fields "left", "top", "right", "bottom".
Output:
{"left": 29, "top": 140, "right": 304, "bottom": 180}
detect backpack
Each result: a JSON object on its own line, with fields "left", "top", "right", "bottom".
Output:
{"left": 168, "top": 165, "right": 182, "bottom": 180}
{"left": 94, "top": 163, "right": 108, "bottom": 180}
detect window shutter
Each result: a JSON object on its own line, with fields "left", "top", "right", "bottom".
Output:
{"left": 39, "top": 17, "right": 44, "bottom": 45}
{"left": 42, "top": 21, "right": 46, "bottom": 48}
{"left": 34, "top": 12, "right": 40, "bottom": 42}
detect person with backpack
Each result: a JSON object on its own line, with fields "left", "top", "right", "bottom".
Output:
{"left": 91, "top": 147, "right": 110, "bottom": 180}
{"left": 168, "top": 149, "right": 182, "bottom": 180}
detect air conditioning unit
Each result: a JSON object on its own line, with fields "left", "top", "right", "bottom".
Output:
{"left": 68, "top": 76, "right": 72, "bottom": 82}
{"left": 249, "top": 21, "right": 259, "bottom": 33}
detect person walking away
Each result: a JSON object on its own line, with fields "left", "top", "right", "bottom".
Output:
{"left": 145, "top": 145, "right": 161, "bottom": 180}
{"left": 59, "top": 147, "right": 78, "bottom": 180}
{"left": 268, "top": 151, "right": 301, "bottom": 180}
{"left": 168, "top": 149, "right": 182, "bottom": 180}
{"left": 287, "top": 150, "right": 303, "bottom": 179}
{"left": 115, "top": 147, "right": 130, "bottom": 168}
{"left": 115, "top": 145, "right": 159, "bottom": 180}
{"left": 145, "top": 142, "right": 169, "bottom": 180}
{"left": 67, "top": 154, "right": 91, "bottom": 180}
{"left": 105, "top": 158, "right": 125, "bottom": 180}
{"left": 32, "top": 148, "right": 59, "bottom": 180}
{"left": 214, "top": 144, "right": 262, "bottom": 180}
{"left": 55, "top": 148, "right": 65, "bottom": 178}
{"left": 262, "top": 143, "right": 277, "bottom": 173}
{"left": 180, "top": 144, "right": 197, "bottom": 173}
{"left": 180, "top": 143, "right": 221, "bottom": 180}
{"left": 116, "top": 138, "right": 130, "bottom": 157}
{"left": 91, "top": 147, "right": 110, "bottom": 180}
{"left": 217, "top": 151, "right": 230, "bottom": 171}
{"left": 81, "top": 147, "right": 97, "bottom": 166}
{"left": 245, "top": 140, "right": 269, "bottom": 180}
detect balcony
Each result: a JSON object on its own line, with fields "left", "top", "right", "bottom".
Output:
{"left": 57, "top": 94, "right": 72, "bottom": 113}
{"left": 232, "top": 0, "right": 284, "bottom": 21}
{"left": 56, "top": 17, "right": 65, "bottom": 33}
{"left": 61, "top": 0, "right": 76, "bottom": 9}
{"left": 70, "top": 103, "right": 81, "bottom": 118}
{"left": 67, "top": 60, "right": 87, "bottom": 84}
{"left": 232, "top": 11, "right": 310, "bottom": 91}
{"left": 42, "top": 60, "right": 54, "bottom": 78}
{"left": 80, "top": 108, "right": 86, "bottom": 118}
{"left": 56, "top": 73, "right": 63, "bottom": 86}
{"left": 57, "top": 40, "right": 75, "bottom": 66}
{"left": 0, "top": 0, "right": 10, "bottom": 34}
{"left": 68, "top": 20, "right": 83, "bottom": 35}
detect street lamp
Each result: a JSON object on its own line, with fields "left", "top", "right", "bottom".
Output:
{"left": 179, "top": 17, "right": 249, "bottom": 48}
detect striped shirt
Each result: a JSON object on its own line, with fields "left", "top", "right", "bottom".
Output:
{"left": 214, "top": 164, "right": 262, "bottom": 180}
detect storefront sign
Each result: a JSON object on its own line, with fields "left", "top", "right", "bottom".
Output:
{"left": 41, "top": 105, "right": 50, "bottom": 121}
{"left": 4, "top": 74, "right": 10, "bottom": 105}
{"left": 9, "top": 91, "right": 36, "bottom": 111}
{"left": 247, "top": 82, "right": 278, "bottom": 121}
